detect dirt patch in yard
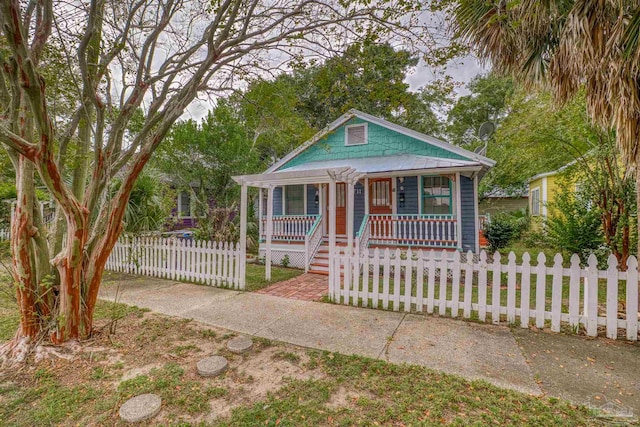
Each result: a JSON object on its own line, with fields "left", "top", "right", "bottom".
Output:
{"left": 0, "top": 307, "right": 326, "bottom": 426}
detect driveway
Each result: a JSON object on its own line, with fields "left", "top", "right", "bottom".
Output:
{"left": 100, "top": 272, "right": 640, "bottom": 419}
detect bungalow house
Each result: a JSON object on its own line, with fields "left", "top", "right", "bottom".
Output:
{"left": 232, "top": 110, "right": 495, "bottom": 276}
{"left": 527, "top": 160, "right": 579, "bottom": 220}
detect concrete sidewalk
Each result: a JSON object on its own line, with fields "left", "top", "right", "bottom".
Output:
{"left": 99, "top": 273, "right": 640, "bottom": 417}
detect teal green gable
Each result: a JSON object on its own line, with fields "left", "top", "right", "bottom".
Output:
{"left": 278, "top": 118, "right": 470, "bottom": 170}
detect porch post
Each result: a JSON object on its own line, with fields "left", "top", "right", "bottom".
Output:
{"left": 347, "top": 179, "right": 355, "bottom": 253}
{"left": 455, "top": 172, "right": 463, "bottom": 250}
{"left": 239, "top": 181, "right": 248, "bottom": 289}
{"left": 265, "top": 185, "right": 274, "bottom": 281}
{"left": 364, "top": 177, "right": 369, "bottom": 215}
{"left": 258, "top": 188, "right": 263, "bottom": 237}
{"left": 328, "top": 177, "right": 337, "bottom": 275}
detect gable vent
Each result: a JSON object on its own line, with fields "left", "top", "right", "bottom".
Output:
{"left": 346, "top": 123, "right": 367, "bottom": 146}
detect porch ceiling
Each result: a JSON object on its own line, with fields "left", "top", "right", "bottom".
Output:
{"left": 233, "top": 154, "right": 484, "bottom": 187}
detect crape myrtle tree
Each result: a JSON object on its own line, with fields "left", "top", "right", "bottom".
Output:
{"left": 0, "top": 0, "right": 436, "bottom": 363}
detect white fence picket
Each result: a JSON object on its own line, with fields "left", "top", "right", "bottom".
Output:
{"left": 626, "top": 256, "right": 638, "bottom": 341}
{"left": 106, "top": 236, "right": 243, "bottom": 289}
{"left": 327, "top": 248, "right": 640, "bottom": 342}
{"left": 606, "top": 254, "right": 619, "bottom": 339}
{"left": 520, "top": 252, "right": 531, "bottom": 328}
{"left": 551, "top": 253, "right": 563, "bottom": 332}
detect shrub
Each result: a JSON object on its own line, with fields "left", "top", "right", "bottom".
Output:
{"left": 483, "top": 213, "right": 519, "bottom": 252}
{"left": 546, "top": 187, "right": 603, "bottom": 263}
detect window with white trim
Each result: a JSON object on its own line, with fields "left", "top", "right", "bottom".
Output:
{"left": 531, "top": 187, "right": 541, "bottom": 216}
{"left": 345, "top": 123, "right": 367, "bottom": 146}
{"left": 422, "top": 176, "right": 452, "bottom": 214}
{"left": 285, "top": 185, "right": 305, "bottom": 215}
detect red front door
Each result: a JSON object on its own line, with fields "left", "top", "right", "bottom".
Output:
{"left": 325, "top": 183, "right": 347, "bottom": 235}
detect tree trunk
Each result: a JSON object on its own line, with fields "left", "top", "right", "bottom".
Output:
{"left": 11, "top": 157, "right": 41, "bottom": 339}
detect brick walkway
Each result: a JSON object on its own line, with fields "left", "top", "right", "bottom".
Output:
{"left": 255, "top": 273, "right": 328, "bottom": 301}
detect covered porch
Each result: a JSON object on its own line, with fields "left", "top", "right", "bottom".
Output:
{"left": 233, "top": 154, "right": 483, "bottom": 279}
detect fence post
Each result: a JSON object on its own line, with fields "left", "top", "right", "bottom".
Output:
{"left": 478, "top": 251, "right": 488, "bottom": 321}
{"left": 585, "top": 254, "right": 599, "bottom": 337}
{"left": 626, "top": 256, "right": 638, "bottom": 341}
{"left": 507, "top": 252, "right": 517, "bottom": 324}
{"left": 535, "top": 253, "right": 547, "bottom": 329}
{"left": 463, "top": 250, "right": 473, "bottom": 319}
{"left": 520, "top": 252, "right": 531, "bottom": 328}
{"left": 551, "top": 253, "right": 564, "bottom": 332}
{"left": 568, "top": 254, "right": 581, "bottom": 331}
{"left": 491, "top": 252, "right": 501, "bottom": 324}
{"left": 605, "top": 254, "right": 619, "bottom": 339}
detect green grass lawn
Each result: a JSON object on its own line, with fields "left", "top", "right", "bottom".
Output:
{"left": 245, "top": 263, "right": 304, "bottom": 292}
{"left": 0, "top": 258, "right": 613, "bottom": 426}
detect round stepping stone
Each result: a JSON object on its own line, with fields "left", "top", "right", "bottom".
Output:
{"left": 119, "top": 393, "right": 161, "bottom": 423}
{"left": 226, "top": 336, "right": 253, "bottom": 354}
{"left": 197, "top": 356, "right": 228, "bottom": 377}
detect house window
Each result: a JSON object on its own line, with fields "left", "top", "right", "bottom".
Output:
{"left": 371, "top": 180, "right": 390, "bottom": 207}
{"left": 285, "top": 185, "right": 305, "bottom": 215}
{"left": 531, "top": 187, "right": 540, "bottom": 216}
{"left": 345, "top": 123, "right": 367, "bottom": 146}
{"left": 336, "top": 183, "right": 346, "bottom": 208}
{"left": 179, "top": 191, "right": 191, "bottom": 217}
{"left": 422, "top": 176, "right": 452, "bottom": 215}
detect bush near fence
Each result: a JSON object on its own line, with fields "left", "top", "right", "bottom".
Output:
{"left": 106, "top": 235, "right": 242, "bottom": 289}
{"left": 330, "top": 248, "right": 639, "bottom": 342}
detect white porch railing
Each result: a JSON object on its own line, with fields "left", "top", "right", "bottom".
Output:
{"left": 261, "top": 215, "right": 319, "bottom": 242}
{"left": 356, "top": 214, "right": 371, "bottom": 255}
{"left": 330, "top": 249, "right": 640, "bottom": 342}
{"left": 304, "top": 215, "right": 324, "bottom": 272}
{"left": 368, "top": 214, "right": 458, "bottom": 248}
{"left": 0, "top": 228, "right": 8, "bottom": 242}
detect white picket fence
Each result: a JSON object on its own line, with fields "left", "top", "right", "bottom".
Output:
{"left": 106, "top": 236, "right": 243, "bottom": 289}
{"left": 330, "top": 248, "right": 640, "bottom": 341}
{"left": 0, "top": 228, "right": 8, "bottom": 242}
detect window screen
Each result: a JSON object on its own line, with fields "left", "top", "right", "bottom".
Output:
{"left": 346, "top": 124, "right": 367, "bottom": 145}
{"left": 286, "top": 185, "right": 305, "bottom": 215}
{"left": 422, "top": 176, "right": 451, "bottom": 214}
{"left": 180, "top": 191, "right": 191, "bottom": 217}
{"left": 531, "top": 188, "right": 540, "bottom": 216}
{"left": 371, "top": 180, "right": 390, "bottom": 207}
{"left": 336, "top": 184, "right": 346, "bottom": 208}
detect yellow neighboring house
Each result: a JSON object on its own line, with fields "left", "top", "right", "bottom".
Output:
{"left": 527, "top": 161, "right": 579, "bottom": 220}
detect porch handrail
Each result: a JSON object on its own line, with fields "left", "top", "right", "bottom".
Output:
{"left": 355, "top": 214, "right": 370, "bottom": 256}
{"left": 304, "top": 215, "right": 324, "bottom": 272}
{"left": 368, "top": 214, "right": 458, "bottom": 248}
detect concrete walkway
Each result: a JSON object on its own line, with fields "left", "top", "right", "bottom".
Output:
{"left": 99, "top": 273, "right": 640, "bottom": 417}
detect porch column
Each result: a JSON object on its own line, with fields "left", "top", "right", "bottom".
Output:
{"left": 346, "top": 179, "right": 355, "bottom": 253}
{"left": 239, "top": 181, "right": 248, "bottom": 289}
{"left": 265, "top": 185, "right": 274, "bottom": 281}
{"left": 364, "top": 177, "right": 369, "bottom": 215}
{"left": 455, "top": 172, "right": 463, "bottom": 250}
{"left": 258, "top": 188, "right": 263, "bottom": 237}
{"left": 328, "top": 177, "right": 337, "bottom": 265}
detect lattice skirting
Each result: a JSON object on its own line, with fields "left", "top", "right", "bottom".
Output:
{"left": 259, "top": 248, "right": 306, "bottom": 269}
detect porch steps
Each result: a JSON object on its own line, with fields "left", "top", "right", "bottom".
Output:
{"left": 308, "top": 241, "right": 347, "bottom": 276}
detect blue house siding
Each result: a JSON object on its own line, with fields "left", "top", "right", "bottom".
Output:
{"left": 307, "top": 184, "right": 319, "bottom": 215}
{"left": 279, "top": 118, "right": 470, "bottom": 170}
{"left": 397, "top": 176, "right": 419, "bottom": 215}
{"left": 354, "top": 182, "right": 365, "bottom": 236}
{"left": 273, "top": 186, "right": 283, "bottom": 216}
{"left": 460, "top": 176, "right": 476, "bottom": 252}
